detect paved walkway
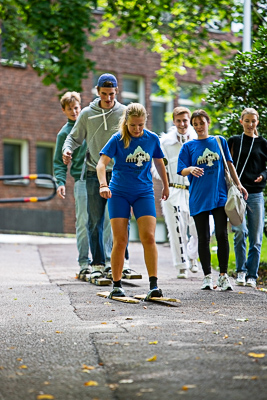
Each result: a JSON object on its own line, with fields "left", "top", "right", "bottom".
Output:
{"left": 0, "top": 235, "right": 266, "bottom": 400}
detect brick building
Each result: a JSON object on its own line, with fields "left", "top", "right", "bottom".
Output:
{"left": 0, "top": 13, "right": 223, "bottom": 238}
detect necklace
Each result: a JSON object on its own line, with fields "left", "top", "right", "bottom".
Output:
{"left": 236, "top": 133, "right": 255, "bottom": 179}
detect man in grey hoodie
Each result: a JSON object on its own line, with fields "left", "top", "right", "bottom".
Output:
{"left": 62, "top": 73, "right": 126, "bottom": 281}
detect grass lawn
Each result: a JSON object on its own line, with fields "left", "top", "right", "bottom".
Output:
{"left": 211, "top": 229, "right": 267, "bottom": 286}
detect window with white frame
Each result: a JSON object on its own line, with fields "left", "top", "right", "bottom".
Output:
{"left": 3, "top": 139, "right": 29, "bottom": 183}
{"left": 150, "top": 82, "right": 173, "bottom": 135}
{"left": 36, "top": 142, "right": 55, "bottom": 187}
{"left": 122, "top": 76, "right": 145, "bottom": 106}
{"left": 178, "top": 82, "right": 202, "bottom": 110}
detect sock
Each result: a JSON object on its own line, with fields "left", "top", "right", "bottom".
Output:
{"left": 113, "top": 280, "right": 122, "bottom": 288}
{"left": 149, "top": 276, "right": 158, "bottom": 290}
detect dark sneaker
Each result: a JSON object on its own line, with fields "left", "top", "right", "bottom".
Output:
{"left": 145, "top": 288, "right": 163, "bottom": 300}
{"left": 108, "top": 287, "right": 126, "bottom": 299}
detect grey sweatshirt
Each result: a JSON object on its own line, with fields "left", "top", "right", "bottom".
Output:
{"left": 63, "top": 97, "right": 126, "bottom": 172}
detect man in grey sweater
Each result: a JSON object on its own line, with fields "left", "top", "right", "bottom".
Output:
{"left": 62, "top": 74, "right": 126, "bottom": 281}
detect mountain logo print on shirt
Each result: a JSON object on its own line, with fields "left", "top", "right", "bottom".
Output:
{"left": 197, "top": 148, "right": 219, "bottom": 167}
{"left": 126, "top": 146, "right": 150, "bottom": 167}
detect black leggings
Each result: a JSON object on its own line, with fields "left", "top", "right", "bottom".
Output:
{"left": 193, "top": 207, "right": 229, "bottom": 276}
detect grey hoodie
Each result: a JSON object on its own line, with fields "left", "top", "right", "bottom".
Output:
{"left": 63, "top": 97, "right": 126, "bottom": 172}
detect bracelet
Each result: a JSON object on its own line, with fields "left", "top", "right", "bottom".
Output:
{"left": 99, "top": 184, "right": 108, "bottom": 189}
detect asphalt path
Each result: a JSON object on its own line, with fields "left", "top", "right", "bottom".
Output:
{"left": 0, "top": 235, "right": 266, "bottom": 400}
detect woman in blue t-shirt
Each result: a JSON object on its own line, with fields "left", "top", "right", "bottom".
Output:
{"left": 96, "top": 103, "right": 169, "bottom": 299}
{"left": 177, "top": 109, "right": 247, "bottom": 291}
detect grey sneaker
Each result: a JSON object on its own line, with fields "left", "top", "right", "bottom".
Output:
{"left": 189, "top": 259, "right": 199, "bottom": 273}
{"left": 108, "top": 287, "right": 126, "bottom": 298}
{"left": 236, "top": 272, "right": 246, "bottom": 286}
{"left": 246, "top": 278, "right": 257, "bottom": 288}
{"left": 217, "top": 274, "right": 233, "bottom": 291}
{"left": 201, "top": 274, "right": 213, "bottom": 290}
{"left": 177, "top": 268, "right": 188, "bottom": 279}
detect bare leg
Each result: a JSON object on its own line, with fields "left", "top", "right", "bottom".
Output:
{"left": 136, "top": 216, "right": 157, "bottom": 277}
{"left": 110, "top": 218, "right": 129, "bottom": 281}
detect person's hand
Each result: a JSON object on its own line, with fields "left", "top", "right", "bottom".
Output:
{"left": 238, "top": 184, "right": 248, "bottom": 201}
{"left": 57, "top": 185, "right": 66, "bottom": 199}
{"left": 190, "top": 166, "right": 204, "bottom": 177}
{"left": 62, "top": 150, "right": 72, "bottom": 165}
{"left": 99, "top": 187, "right": 112, "bottom": 199}
{"left": 254, "top": 175, "right": 263, "bottom": 183}
{"left": 161, "top": 187, "right": 169, "bottom": 201}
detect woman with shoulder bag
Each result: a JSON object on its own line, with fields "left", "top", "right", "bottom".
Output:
{"left": 228, "top": 108, "right": 267, "bottom": 288}
{"left": 177, "top": 109, "right": 247, "bottom": 291}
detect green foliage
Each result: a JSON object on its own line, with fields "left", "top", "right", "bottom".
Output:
{"left": 0, "top": 0, "right": 97, "bottom": 93}
{"left": 206, "top": 26, "right": 267, "bottom": 139}
{"left": 1, "top": 1, "right": 266, "bottom": 95}
{"left": 99, "top": 0, "right": 239, "bottom": 96}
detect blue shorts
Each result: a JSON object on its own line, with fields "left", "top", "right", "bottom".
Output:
{"left": 108, "top": 191, "right": 156, "bottom": 220}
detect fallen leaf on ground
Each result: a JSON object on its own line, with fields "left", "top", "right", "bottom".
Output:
{"left": 101, "top": 322, "right": 107, "bottom": 324}
{"left": 233, "top": 375, "right": 258, "bottom": 380}
{"left": 238, "top": 291, "right": 245, "bottom": 294}
{"left": 36, "top": 395, "right": 55, "bottom": 400}
{"left": 109, "top": 383, "right": 119, "bottom": 390}
{"left": 82, "top": 364, "right": 95, "bottom": 370}
{"left": 146, "top": 355, "right": 157, "bottom": 362}
{"left": 55, "top": 331, "right": 62, "bottom": 334}
{"left": 84, "top": 380, "right": 99, "bottom": 386}
{"left": 248, "top": 352, "right": 265, "bottom": 358}
{"left": 149, "top": 341, "right": 158, "bottom": 345}
{"left": 18, "top": 365, "right": 28, "bottom": 369}
{"left": 223, "top": 334, "right": 229, "bottom": 339}
{"left": 182, "top": 385, "right": 196, "bottom": 390}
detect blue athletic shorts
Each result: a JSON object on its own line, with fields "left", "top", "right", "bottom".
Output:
{"left": 108, "top": 191, "right": 156, "bottom": 220}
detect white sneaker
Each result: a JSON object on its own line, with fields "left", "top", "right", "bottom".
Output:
{"left": 236, "top": 272, "right": 246, "bottom": 286}
{"left": 123, "top": 259, "right": 130, "bottom": 269}
{"left": 91, "top": 265, "right": 104, "bottom": 273}
{"left": 177, "top": 268, "right": 188, "bottom": 279}
{"left": 246, "top": 278, "right": 257, "bottom": 288}
{"left": 189, "top": 259, "right": 199, "bottom": 273}
{"left": 217, "top": 274, "right": 233, "bottom": 291}
{"left": 201, "top": 274, "right": 213, "bottom": 290}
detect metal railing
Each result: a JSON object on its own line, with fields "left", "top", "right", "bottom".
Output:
{"left": 0, "top": 174, "right": 57, "bottom": 203}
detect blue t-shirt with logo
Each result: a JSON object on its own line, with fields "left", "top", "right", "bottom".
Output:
{"left": 100, "top": 129, "right": 164, "bottom": 195}
{"left": 177, "top": 135, "right": 233, "bottom": 216}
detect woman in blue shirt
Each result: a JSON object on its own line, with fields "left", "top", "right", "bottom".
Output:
{"left": 178, "top": 109, "right": 247, "bottom": 291}
{"left": 96, "top": 103, "right": 169, "bottom": 299}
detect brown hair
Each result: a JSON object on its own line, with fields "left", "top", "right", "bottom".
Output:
{"left": 190, "top": 109, "right": 210, "bottom": 125}
{"left": 172, "top": 106, "right": 191, "bottom": 120}
{"left": 119, "top": 103, "right": 147, "bottom": 148}
{"left": 60, "top": 91, "right": 81, "bottom": 109}
{"left": 96, "top": 82, "right": 119, "bottom": 94}
{"left": 241, "top": 108, "right": 259, "bottom": 136}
